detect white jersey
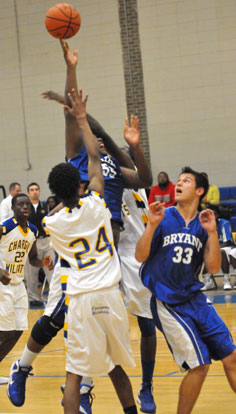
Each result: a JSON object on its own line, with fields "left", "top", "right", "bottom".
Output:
{"left": 118, "top": 189, "right": 152, "bottom": 318}
{"left": 0, "top": 217, "right": 38, "bottom": 284}
{"left": 119, "top": 188, "right": 148, "bottom": 252}
{"left": 43, "top": 191, "right": 122, "bottom": 295}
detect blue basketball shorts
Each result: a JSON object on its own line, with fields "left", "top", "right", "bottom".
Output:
{"left": 150, "top": 292, "right": 236, "bottom": 371}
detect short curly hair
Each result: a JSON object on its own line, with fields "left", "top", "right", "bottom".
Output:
{"left": 12, "top": 193, "right": 29, "bottom": 208}
{"left": 47, "top": 163, "right": 81, "bottom": 201}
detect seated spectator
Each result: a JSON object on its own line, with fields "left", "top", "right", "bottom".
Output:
{"left": 46, "top": 195, "right": 59, "bottom": 212}
{"left": 201, "top": 173, "right": 220, "bottom": 207}
{"left": 0, "top": 182, "right": 21, "bottom": 222}
{"left": 202, "top": 205, "right": 235, "bottom": 291}
{"left": 148, "top": 171, "right": 175, "bottom": 207}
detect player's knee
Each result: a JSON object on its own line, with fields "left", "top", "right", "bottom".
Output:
{"left": 31, "top": 315, "right": 63, "bottom": 346}
{"left": 137, "top": 316, "right": 156, "bottom": 337}
{"left": 190, "top": 364, "right": 209, "bottom": 378}
{"left": 222, "top": 349, "right": 236, "bottom": 369}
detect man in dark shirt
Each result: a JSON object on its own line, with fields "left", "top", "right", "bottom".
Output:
{"left": 24, "top": 183, "right": 55, "bottom": 307}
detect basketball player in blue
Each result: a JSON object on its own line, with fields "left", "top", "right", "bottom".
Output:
{"left": 0, "top": 194, "right": 53, "bottom": 369}
{"left": 60, "top": 38, "right": 152, "bottom": 246}
{"left": 135, "top": 167, "right": 236, "bottom": 414}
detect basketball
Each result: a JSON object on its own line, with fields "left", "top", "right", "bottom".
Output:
{"left": 45, "top": 3, "right": 81, "bottom": 39}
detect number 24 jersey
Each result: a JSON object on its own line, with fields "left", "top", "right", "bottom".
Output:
{"left": 43, "top": 191, "right": 122, "bottom": 295}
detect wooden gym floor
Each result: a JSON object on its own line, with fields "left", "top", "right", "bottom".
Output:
{"left": 0, "top": 290, "right": 236, "bottom": 413}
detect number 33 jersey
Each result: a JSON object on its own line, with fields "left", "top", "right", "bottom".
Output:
{"left": 140, "top": 206, "right": 209, "bottom": 304}
{"left": 43, "top": 191, "right": 122, "bottom": 295}
{"left": 0, "top": 218, "right": 38, "bottom": 284}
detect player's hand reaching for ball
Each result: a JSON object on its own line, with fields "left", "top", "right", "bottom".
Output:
{"left": 199, "top": 209, "right": 217, "bottom": 234}
{"left": 60, "top": 39, "right": 78, "bottom": 67}
{"left": 148, "top": 202, "right": 165, "bottom": 228}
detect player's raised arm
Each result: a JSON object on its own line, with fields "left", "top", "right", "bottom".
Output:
{"left": 65, "top": 89, "right": 104, "bottom": 196}
{"left": 59, "top": 39, "right": 83, "bottom": 159}
{"left": 60, "top": 39, "right": 79, "bottom": 103}
{"left": 135, "top": 202, "right": 165, "bottom": 262}
{"left": 121, "top": 114, "right": 153, "bottom": 189}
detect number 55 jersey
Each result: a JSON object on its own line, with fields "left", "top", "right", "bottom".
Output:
{"left": 43, "top": 191, "right": 122, "bottom": 295}
{"left": 140, "top": 206, "right": 209, "bottom": 305}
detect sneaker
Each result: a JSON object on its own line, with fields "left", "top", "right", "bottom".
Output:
{"left": 201, "top": 279, "right": 216, "bottom": 291}
{"left": 224, "top": 280, "right": 232, "bottom": 290}
{"left": 61, "top": 383, "right": 95, "bottom": 414}
{"left": 80, "top": 384, "right": 95, "bottom": 414}
{"left": 137, "top": 382, "right": 156, "bottom": 414}
{"left": 7, "top": 360, "right": 33, "bottom": 407}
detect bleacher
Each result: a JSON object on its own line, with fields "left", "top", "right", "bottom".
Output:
{"left": 219, "top": 185, "right": 236, "bottom": 214}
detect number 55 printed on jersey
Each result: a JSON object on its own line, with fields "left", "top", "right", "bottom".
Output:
{"left": 69, "top": 226, "right": 114, "bottom": 270}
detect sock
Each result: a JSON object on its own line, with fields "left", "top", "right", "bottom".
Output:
{"left": 19, "top": 345, "right": 38, "bottom": 369}
{"left": 141, "top": 360, "right": 155, "bottom": 385}
{"left": 80, "top": 376, "right": 94, "bottom": 394}
{"left": 124, "top": 405, "right": 138, "bottom": 414}
{"left": 224, "top": 274, "right": 229, "bottom": 280}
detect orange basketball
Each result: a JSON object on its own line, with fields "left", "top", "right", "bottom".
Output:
{"left": 45, "top": 3, "right": 81, "bottom": 39}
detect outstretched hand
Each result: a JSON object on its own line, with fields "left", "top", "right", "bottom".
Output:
{"left": 41, "top": 91, "right": 64, "bottom": 105}
{"left": 60, "top": 39, "right": 78, "bottom": 67}
{"left": 199, "top": 209, "right": 217, "bottom": 234}
{"left": 124, "top": 114, "right": 140, "bottom": 147}
{"left": 64, "top": 88, "right": 88, "bottom": 120}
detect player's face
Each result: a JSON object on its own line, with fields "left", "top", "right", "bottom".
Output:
{"left": 28, "top": 185, "right": 40, "bottom": 202}
{"left": 13, "top": 196, "right": 31, "bottom": 220}
{"left": 96, "top": 137, "right": 107, "bottom": 155}
{"left": 175, "top": 173, "right": 198, "bottom": 202}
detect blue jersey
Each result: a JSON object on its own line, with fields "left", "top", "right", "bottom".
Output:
{"left": 217, "top": 218, "right": 234, "bottom": 246}
{"left": 69, "top": 147, "right": 124, "bottom": 224}
{"left": 141, "top": 207, "right": 208, "bottom": 304}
